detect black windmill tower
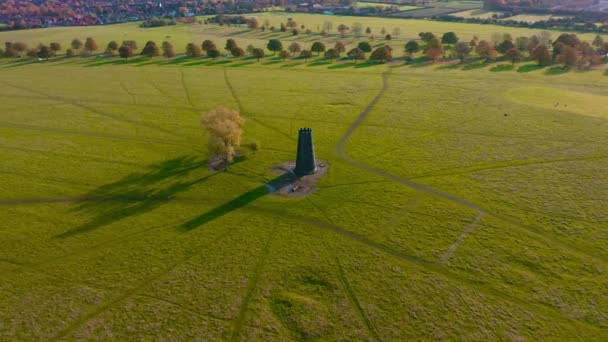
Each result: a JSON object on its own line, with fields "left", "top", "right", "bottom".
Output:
{"left": 295, "top": 128, "right": 317, "bottom": 176}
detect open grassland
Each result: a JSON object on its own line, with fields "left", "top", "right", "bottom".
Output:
{"left": 357, "top": 1, "right": 421, "bottom": 10}
{"left": 451, "top": 9, "right": 503, "bottom": 19}
{"left": 1, "top": 18, "right": 608, "bottom": 340}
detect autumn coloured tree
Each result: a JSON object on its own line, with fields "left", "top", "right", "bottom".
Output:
{"left": 252, "top": 48, "right": 265, "bottom": 62}
{"left": 453, "top": 42, "right": 471, "bottom": 62}
{"left": 369, "top": 45, "right": 392, "bottom": 63}
{"left": 337, "top": 24, "right": 349, "bottom": 37}
{"left": 425, "top": 37, "right": 444, "bottom": 62}
{"left": 418, "top": 32, "right": 436, "bottom": 43}
{"left": 231, "top": 47, "right": 245, "bottom": 57}
{"left": 141, "top": 41, "right": 161, "bottom": 56}
{"left": 37, "top": 45, "right": 54, "bottom": 60}
{"left": 475, "top": 40, "right": 497, "bottom": 61}
{"left": 300, "top": 50, "right": 312, "bottom": 62}
{"left": 334, "top": 41, "right": 346, "bottom": 54}
{"left": 225, "top": 39, "right": 238, "bottom": 52}
{"left": 531, "top": 45, "right": 551, "bottom": 66}
{"left": 201, "top": 106, "right": 244, "bottom": 170}
{"left": 504, "top": 48, "right": 522, "bottom": 65}
{"left": 118, "top": 45, "right": 134, "bottom": 59}
{"left": 347, "top": 47, "right": 365, "bottom": 63}
{"left": 557, "top": 45, "right": 578, "bottom": 68}
{"left": 207, "top": 48, "right": 220, "bottom": 60}
{"left": 71, "top": 38, "right": 82, "bottom": 51}
{"left": 202, "top": 40, "right": 216, "bottom": 52}
{"left": 122, "top": 40, "right": 137, "bottom": 51}
{"left": 288, "top": 42, "right": 301, "bottom": 54}
{"left": 324, "top": 48, "right": 340, "bottom": 60}
{"left": 186, "top": 43, "right": 203, "bottom": 57}
{"left": 496, "top": 39, "right": 515, "bottom": 54}
{"left": 84, "top": 37, "right": 97, "bottom": 54}
{"left": 49, "top": 42, "right": 61, "bottom": 53}
{"left": 161, "top": 41, "right": 175, "bottom": 59}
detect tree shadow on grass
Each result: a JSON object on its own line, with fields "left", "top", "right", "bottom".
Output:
{"left": 0, "top": 58, "right": 41, "bottom": 68}
{"left": 84, "top": 57, "right": 149, "bottom": 67}
{"left": 229, "top": 61, "right": 257, "bottom": 67}
{"left": 282, "top": 62, "right": 304, "bottom": 67}
{"left": 354, "top": 61, "right": 382, "bottom": 68}
{"left": 517, "top": 64, "right": 545, "bottom": 73}
{"left": 226, "top": 29, "right": 252, "bottom": 36}
{"left": 435, "top": 63, "right": 461, "bottom": 70}
{"left": 544, "top": 66, "right": 570, "bottom": 75}
{"left": 55, "top": 156, "right": 245, "bottom": 238}
{"left": 180, "top": 171, "right": 297, "bottom": 232}
{"left": 327, "top": 62, "right": 355, "bottom": 69}
{"left": 263, "top": 59, "right": 284, "bottom": 65}
{"left": 161, "top": 56, "right": 193, "bottom": 66}
{"left": 307, "top": 59, "right": 333, "bottom": 67}
{"left": 490, "top": 64, "right": 514, "bottom": 72}
{"left": 462, "top": 61, "right": 490, "bottom": 71}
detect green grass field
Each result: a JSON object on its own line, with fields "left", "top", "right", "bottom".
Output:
{"left": 357, "top": 1, "right": 421, "bottom": 11}
{"left": 1, "top": 15, "right": 608, "bottom": 340}
{"left": 451, "top": 9, "right": 503, "bottom": 19}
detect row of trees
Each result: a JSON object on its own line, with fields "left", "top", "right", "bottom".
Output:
{"left": 402, "top": 31, "right": 607, "bottom": 69}
{"left": 3, "top": 32, "right": 606, "bottom": 70}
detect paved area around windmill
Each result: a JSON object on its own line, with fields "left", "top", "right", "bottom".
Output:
{"left": 267, "top": 160, "right": 330, "bottom": 198}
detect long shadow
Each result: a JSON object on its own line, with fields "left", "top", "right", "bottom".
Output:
{"left": 229, "top": 61, "right": 256, "bottom": 67}
{"left": 545, "top": 66, "right": 570, "bottom": 75}
{"left": 180, "top": 171, "right": 297, "bottom": 232}
{"left": 161, "top": 56, "right": 193, "bottom": 66}
{"left": 462, "top": 61, "right": 490, "bottom": 71}
{"left": 84, "top": 56, "right": 149, "bottom": 67}
{"left": 354, "top": 61, "right": 382, "bottom": 68}
{"left": 55, "top": 156, "right": 240, "bottom": 238}
{"left": 490, "top": 64, "right": 514, "bottom": 72}
{"left": 327, "top": 62, "right": 355, "bottom": 69}
{"left": 308, "top": 59, "right": 332, "bottom": 67}
{"left": 517, "top": 64, "right": 545, "bottom": 73}
{"left": 0, "top": 58, "right": 40, "bottom": 68}
{"left": 226, "top": 29, "right": 252, "bottom": 36}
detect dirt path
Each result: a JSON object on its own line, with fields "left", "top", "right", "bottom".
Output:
{"left": 439, "top": 213, "right": 484, "bottom": 264}
{"left": 334, "top": 65, "right": 608, "bottom": 267}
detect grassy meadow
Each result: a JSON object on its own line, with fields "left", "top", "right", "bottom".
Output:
{"left": 1, "top": 13, "right": 608, "bottom": 340}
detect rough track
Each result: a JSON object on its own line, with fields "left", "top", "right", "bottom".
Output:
{"left": 223, "top": 68, "right": 295, "bottom": 142}
{"left": 335, "top": 66, "right": 608, "bottom": 267}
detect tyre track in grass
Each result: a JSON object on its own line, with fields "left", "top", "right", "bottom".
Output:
{"left": 51, "top": 219, "right": 241, "bottom": 341}
{"left": 229, "top": 227, "right": 277, "bottom": 342}
{"left": 118, "top": 79, "right": 137, "bottom": 105}
{"left": 0, "top": 93, "right": 198, "bottom": 113}
{"left": 335, "top": 66, "right": 608, "bottom": 268}
{"left": 0, "top": 80, "right": 184, "bottom": 140}
{"left": 439, "top": 213, "right": 485, "bottom": 264}
{"left": 0, "top": 192, "right": 602, "bottom": 331}
{"left": 0, "top": 122, "right": 190, "bottom": 147}
{"left": 307, "top": 197, "right": 381, "bottom": 341}
{"left": 223, "top": 68, "right": 295, "bottom": 142}
{"left": 0, "top": 144, "right": 144, "bottom": 167}
{"left": 179, "top": 68, "right": 196, "bottom": 109}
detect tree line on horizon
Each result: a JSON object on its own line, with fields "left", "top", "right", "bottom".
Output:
{"left": 2, "top": 30, "right": 607, "bottom": 70}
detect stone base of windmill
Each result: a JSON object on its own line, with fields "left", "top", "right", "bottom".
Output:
{"left": 266, "top": 160, "right": 329, "bottom": 198}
